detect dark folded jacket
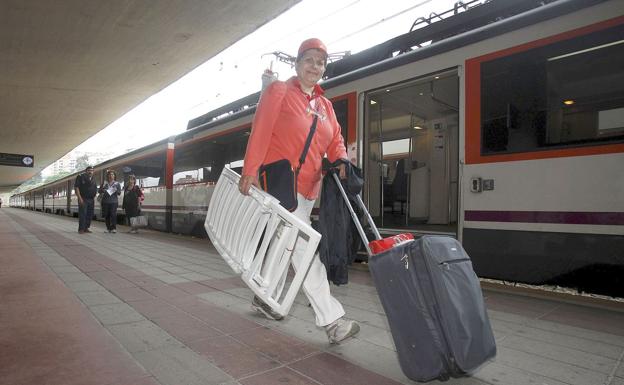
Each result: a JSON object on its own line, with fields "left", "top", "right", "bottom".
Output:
{"left": 315, "top": 161, "right": 364, "bottom": 285}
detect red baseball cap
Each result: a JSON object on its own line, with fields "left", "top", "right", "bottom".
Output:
{"left": 298, "top": 38, "right": 327, "bottom": 58}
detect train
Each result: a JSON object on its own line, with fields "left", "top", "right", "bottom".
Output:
{"left": 10, "top": 0, "right": 624, "bottom": 296}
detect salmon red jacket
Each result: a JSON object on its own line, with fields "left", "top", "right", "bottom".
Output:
{"left": 242, "top": 77, "right": 347, "bottom": 200}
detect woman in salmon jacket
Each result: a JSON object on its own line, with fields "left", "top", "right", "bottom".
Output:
{"left": 238, "top": 38, "right": 359, "bottom": 344}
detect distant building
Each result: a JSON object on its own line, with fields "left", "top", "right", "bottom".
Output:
{"left": 50, "top": 153, "right": 79, "bottom": 175}
{"left": 42, "top": 151, "right": 115, "bottom": 177}
{"left": 89, "top": 153, "right": 111, "bottom": 166}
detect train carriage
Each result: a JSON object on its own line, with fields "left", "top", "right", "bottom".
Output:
{"left": 184, "top": 0, "right": 624, "bottom": 293}
{"left": 10, "top": 0, "right": 624, "bottom": 295}
{"left": 48, "top": 179, "right": 68, "bottom": 215}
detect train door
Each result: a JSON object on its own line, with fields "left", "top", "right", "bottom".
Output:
{"left": 364, "top": 69, "right": 459, "bottom": 234}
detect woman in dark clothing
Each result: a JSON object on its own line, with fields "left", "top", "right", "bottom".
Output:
{"left": 123, "top": 174, "right": 143, "bottom": 233}
{"left": 99, "top": 170, "right": 122, "bottom": 233}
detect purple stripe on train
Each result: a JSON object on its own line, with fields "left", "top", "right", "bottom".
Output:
{"left": 464, "top": 211, "right": 624, "bottom": 225}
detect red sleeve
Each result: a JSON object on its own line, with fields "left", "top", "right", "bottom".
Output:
{"left": 242, "top": 81, "right": 287, "bottom": 177}
{"left": 324, "top": 99, "right": 348, "bottom": 162}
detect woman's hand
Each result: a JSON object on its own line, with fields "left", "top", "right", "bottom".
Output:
{"left": 238, "top": 175, "right": 259, "bottom": 196}
{"left": 337, "top": 163, "right": 347, "bottom": 179}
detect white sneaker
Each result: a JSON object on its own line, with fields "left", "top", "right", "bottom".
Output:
{"left": 111, "top": 229, "right": 117, "bottom": 233}
{"left": 325, "top": 318, "right": 360, "bottom": 344}
{"left": 251, "top": 296, "right": 284, "bottom": 321}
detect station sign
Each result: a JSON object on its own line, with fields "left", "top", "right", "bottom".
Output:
{"left": 0, "top": 152, "right": 34, "bottom": 167}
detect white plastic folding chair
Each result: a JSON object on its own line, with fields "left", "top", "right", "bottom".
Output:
{"left": 204, "top": 167, "right": 321, "bottom": 318}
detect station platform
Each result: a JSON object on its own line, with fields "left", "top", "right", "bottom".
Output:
{"left": 1, "top": 207, "right": 623, "bottom": 385}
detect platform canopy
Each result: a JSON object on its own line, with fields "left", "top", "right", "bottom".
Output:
{"left": 0, "top": 0, "right": 299, "bottom": 192}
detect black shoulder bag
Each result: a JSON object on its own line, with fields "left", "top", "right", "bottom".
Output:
{"left": 258, "top": 116, "right": 318, "bottom": 211}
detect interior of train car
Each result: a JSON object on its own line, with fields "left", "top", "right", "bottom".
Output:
{"left": 479, "top": 23, "right": 624, "bottom": 155}
{"left": 364, "top": 70, "right": 459, "bottom": 235}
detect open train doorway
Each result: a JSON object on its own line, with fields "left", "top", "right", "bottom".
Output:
{"left": 364, "top": 69, "right": 459, "bottom": 235}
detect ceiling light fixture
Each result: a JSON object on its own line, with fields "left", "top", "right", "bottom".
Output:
{"left": 563, "top": 100, "right": 575, "bottom": 105}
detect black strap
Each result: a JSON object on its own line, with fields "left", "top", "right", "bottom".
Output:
{"left": 297, "top": 115, "right": 318, "bottom": 172}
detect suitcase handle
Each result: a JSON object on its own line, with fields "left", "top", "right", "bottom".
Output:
{"left": 331, "top": 172, "right": 382, "bottom": 257}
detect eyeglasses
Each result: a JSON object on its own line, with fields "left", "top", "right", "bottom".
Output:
{"left": 301, "top": 56, "right": 326, "bottom": 68}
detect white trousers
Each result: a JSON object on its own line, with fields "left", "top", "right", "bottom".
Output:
{"left": 290, "top": 194, "right": 345, "bottom": 327}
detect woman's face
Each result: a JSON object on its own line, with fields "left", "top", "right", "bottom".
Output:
{"left": 107, "top": 173, "right": 115, "bottom": 181}
{"left": 295, "top": 49, "right": 326, "bottom": 89}
{"left": 128, "top": 179, "right": 135, "bottom": 186}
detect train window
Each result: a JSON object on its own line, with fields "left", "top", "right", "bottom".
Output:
{"left": 480, "top": 24, "right": 624, "bottom": 154}
{"left": 114, "top": 152, "right": 166, "bottom": 188}
{"left": 173, "top": 140, "right": 211, "bottom": 185}
{"left": 174, "top": 128, "right": 250, "bottom": 184}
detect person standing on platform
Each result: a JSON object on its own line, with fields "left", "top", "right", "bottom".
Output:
{"left": 99, "top": 170, "right": 121, "bottom": 233}
{"left": 122, "top": 175, "right": 143, "bottom": 233}
{"left": 238, "top": 38, "right": 359, "bottom": 344}
{"left": 74, "top": 166, "right": 97, "bottom": 234}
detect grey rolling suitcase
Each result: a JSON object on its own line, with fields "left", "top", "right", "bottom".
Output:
{"left": 331, "top": 174, "right": 496, "bottom": 382}
{"left": 368, "top": 236, "right": 497, "bottom": 381}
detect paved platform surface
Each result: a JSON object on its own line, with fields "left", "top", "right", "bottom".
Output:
{"left": 1, "top": 207, "right": 623, "bottom": 385}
